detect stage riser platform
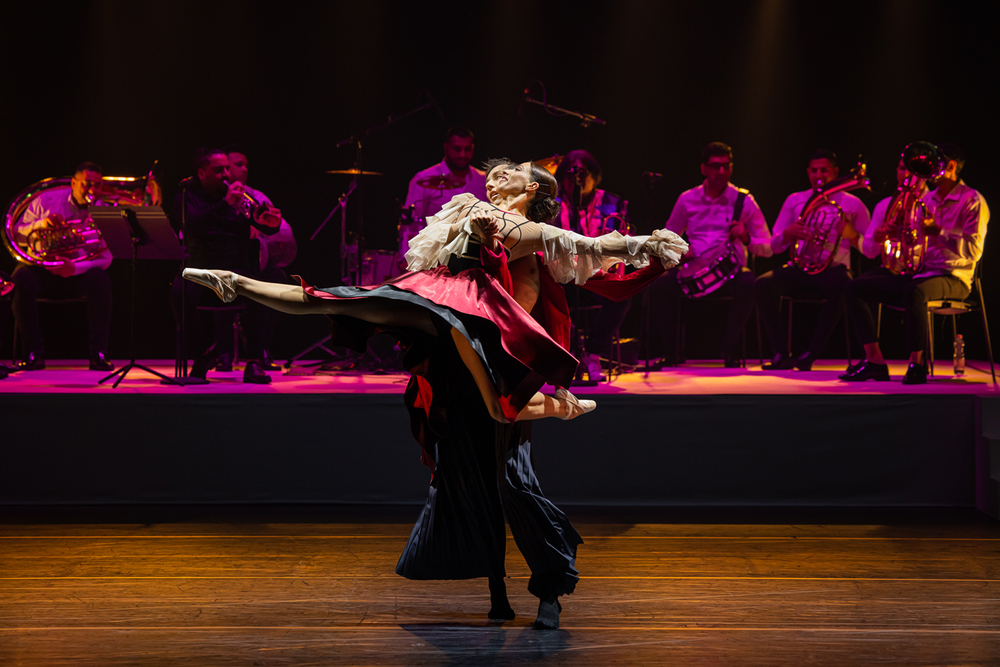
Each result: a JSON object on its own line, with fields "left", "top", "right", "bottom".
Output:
{"left": 3, "top": 394, "right": 997, "bottom": 509}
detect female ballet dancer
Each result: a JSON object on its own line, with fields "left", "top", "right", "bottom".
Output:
{"left": 184, "top": 159, "right": 687, "bottom": 628}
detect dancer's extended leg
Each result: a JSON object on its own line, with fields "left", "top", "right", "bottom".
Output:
{"left": 184, "top": 269, "right": 438, "bottom": 335}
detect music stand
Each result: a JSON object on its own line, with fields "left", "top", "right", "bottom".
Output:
{"left": 90, "top": 206, "right": 185, "bottom": 387}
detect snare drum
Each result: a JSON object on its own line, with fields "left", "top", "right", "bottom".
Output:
{"left": 676, "top": 242, "right": 742, "bottom": 298}
{"left": 361, "top": 250, "right": 398, "bottom": 285}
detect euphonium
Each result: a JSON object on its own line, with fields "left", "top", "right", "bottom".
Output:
{"left": 3, "top": 161, "right": 162, "bottom": 268}
{"left": 790, "top": 159, "right": 871, "bottom": 274}
{"left": 879, "top": 142, "right": 945, "bottom": 275}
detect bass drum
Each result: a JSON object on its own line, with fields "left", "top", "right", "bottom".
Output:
{"left": 361, "top": 249, "right": 398, "bottom": 285}
{"left": 676, "top": 242, "right": 742, "bottom": 298}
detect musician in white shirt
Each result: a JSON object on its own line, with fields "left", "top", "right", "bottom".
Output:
{"left": 755, "top": 149, "right": 870, "bottom": 371}
{"left": 404, "top": 126, "right": 487, "bottom": 222}
{"left": 10, "top": 162, "right": 115, "bottom": 371}
{"left": 649, "top": 142, "right": 772, "bottom": 367}
{"left": 841, "top": 143, "right": 989, "bottom": 384}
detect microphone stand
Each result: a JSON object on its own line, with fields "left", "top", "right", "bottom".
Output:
{"left": 289, "top": 95, "right": 439, "bottom": 370}
{"left": 569, "top": 181, "right": 599, "bottom": 387}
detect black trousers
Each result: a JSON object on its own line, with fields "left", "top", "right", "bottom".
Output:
{"left": 844, "top": 267, "right": 969, "bottom": 353}
{"left": 212, "top": 266, "right": 288, "bottom": 356}
{"left": 647, "top": 267, "right": 756, "bottom": 361}
{"left": 170, "top": 274, "right": 267, "bottom": 361}
{"left": 563, "top": 284, "right": 631, "bottom": 358}
{"left": 0, "top": 270, "right": 12, "bottom": 352}
{"left": 755, "top": 263, "right": 851, "bottom": 357}
{"left": 10, "top": 264, "right": 113, "bottom": 358}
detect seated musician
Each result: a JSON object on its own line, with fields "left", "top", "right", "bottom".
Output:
{"left": 841, "top": 143, "right": 989, "bottom": 384}
{"left": 169, "top": 148, "right": 281, "bottom": 383}
{"left": 404, "top": 126, "right": 487, "bottom": 222}
{"left": 755, "top": 149, "right": 870, "bottom": 370}
{"left": 648, "top": 142, "right": 772, "bottom": 368}
{"left": 554, "top": 150, "right": 633, "bottom": 380}
{"left": 10, "top": 162, "right": 114, "bottom": 371}
{"left": 221, "top": 146, "right": 297, "bottom": 371}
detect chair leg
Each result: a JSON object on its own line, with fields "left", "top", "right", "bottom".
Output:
{"left": 786, "top": 299, "right": 793, "bottom": 356}
{"left": 977, "top": 278, "right": 997, "bottom": 385}
{"left": 844, "top": 311, "right": 851, "bottom": 367}
{"left": 755, "top": 306, "right": 763, "bottom": 366}
{"left": 876, "top": 303, "right": 882, "bottom": 339}
{"left": 11, "top": 320, "right": 18, "bottom": 365}
{"left": 927, "top": 311, "right": 934, "bottom": 377}
{"left": 233, "top": 314, "right": 241, "bottom": 366}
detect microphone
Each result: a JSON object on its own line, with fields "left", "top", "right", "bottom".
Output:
{"left": 642, "top": 171, "right": 664, "bottom": 183}
{"left": 177, "top": 176, "right": 197, "bottom": 188}
{"left": 517, "top": 86, "right": 529, "bottom": 116}
{"left": 425, "top": 90, "right": 444, "bottom": 119}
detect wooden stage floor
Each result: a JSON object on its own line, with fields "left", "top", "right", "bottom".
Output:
{"left": 1, "top": 506, "right": 998, "bottom": 665}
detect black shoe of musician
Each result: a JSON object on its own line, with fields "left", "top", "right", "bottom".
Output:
{"left": 16, "top": 352, "right": 45, "bottom": 371}
{"left": 534, "top": 596, "right": 562, "bottom": 630}
{"left": 0, "top": 365, "right": 7, "bottom": 379}
{"left": 243, "top": 359, "right": 272, "bottom": 384}
{"left": 260, "top": 350, "right": 280, "bottom": 371}
{"left": 190, "top": 352, "right": 216, "bottom": 380}
{"left": 839, "top": 359, "right": 890, "bottom": 382}
{"left": 794, "top": 351, "right": 817, "bottom": 371}
{"left": 89, "top": 352, "right": 114, "bottom": 372}
{"left": 901, "top": 362, "right": 928, "bottom": 385}
{"left": 214, "top": 352, "right": 233, "bottom": 372}
{"left": 842, "top": 360, "right": 864, "bottom": 376}
{"left": 762, "top": 353, "right": 796, "bottom": 370}
{"left": 723, "top": 358, "right": 743, "bottom": 368}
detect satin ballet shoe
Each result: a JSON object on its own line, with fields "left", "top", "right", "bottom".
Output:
{"left": 182, "top": 268, "right": 238, "bottom": 303}
{"left": 555, "top": 387, "right": 596, "bottom": 420}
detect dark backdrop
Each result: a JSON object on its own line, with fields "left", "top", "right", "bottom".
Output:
{"left": 1, "top": 0, "right": 996, "bottom": 362}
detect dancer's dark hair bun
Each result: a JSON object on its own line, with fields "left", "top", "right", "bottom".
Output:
{"left": 527, "top": 163, "right": 560, "bottom": 223}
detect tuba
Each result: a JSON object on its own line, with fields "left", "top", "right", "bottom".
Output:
{"left": 879, "top": 142, "right": 945, "bottom": 275}
{"left": 3, "top": 161, "right": 162, "bottom": 268}
{"left": 790, "top": 159, "right": 871, "bottom": 274}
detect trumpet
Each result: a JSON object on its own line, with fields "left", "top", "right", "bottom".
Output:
{"left": 878, "top": 142, "right": 944, "bottom": 275}
{"left": 223, "top": 178, "right": 268, "bottom": 220}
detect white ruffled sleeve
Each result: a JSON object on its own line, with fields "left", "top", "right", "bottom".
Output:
{"left": 404, "top": 193, "right": 479, "bottom": 271}
{"left": 539, "top": 226, "right": 689, "bottom": 285}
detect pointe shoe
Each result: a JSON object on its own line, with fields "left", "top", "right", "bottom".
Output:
{"left": 182, "top": 268, "right": 238, "bottom": 303}
{"left": 555, "top": 387, "right": 596, "bottom": 420}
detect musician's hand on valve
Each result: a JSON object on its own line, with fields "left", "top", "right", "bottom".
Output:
{"left": 39, "top": 213, "right": 65, "bottom": 230}
{"left": 840, "top": 218, "right": 860, "bottom": 242}
{"left": 729, "top": 219, "right": 749, "bottom": 244}
{"left": 781, "top": 222, "right": 811, "bottom": 245}
{"left": 51, "top": 259, "right": 75, "bottom": 278}
{"left": 225, "top": 181, "right": 245, "bottom": 207}
{"left": 254, "top": 205, "right": 281, "bottom": 228}
{"left": 923, "top": 217, "right": 942, "bottom": 236}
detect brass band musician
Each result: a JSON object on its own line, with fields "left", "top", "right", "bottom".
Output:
{"left": 554, "top": 150, "right": 631, "bottom": 380}
{"left": 404, "top": 126, "right": 487, "bottom": 222}
{"left": 648, "top": 142, "right": 772, "bottom": 367}
{"left": 841, "top": 143, "right": 989, "bottom": 384}
{"left": 10, "top": 162, "right": 115, "bottom": 371}
{"left": 755, "top": 149, "right": 871, "bottom": 370}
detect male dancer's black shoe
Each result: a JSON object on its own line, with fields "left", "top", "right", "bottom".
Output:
{"left": 839, "top": 360, "right": 890, "bottom": 382}
{"left": 901, "top": 362, "right": 928, "bottom": 385}
{"left": 534, "top": 596, "right": 562, "bottom": 630}
{"left": 842, "top": 360, "right": 864, "bottom": 376}
{"left": 762, "top": 353, "right": 796, "bottom": 370}
{"left": 89, "top": 352, "right": 114, "bottom": 372}
{"left": 794, "top": 351, "right": 817, "bottom": 371}
{"left": 487, "top": 577, "right": 515, "bottom": 621}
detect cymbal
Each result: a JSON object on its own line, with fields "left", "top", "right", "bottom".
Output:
{"left": 324, "top": 169, "right": 384, "bottom": 176}
{"left": 534, "top": 155, "right": 563, "bottom": 175}
{"left": 416, "top": 175, "right": 465, "bottom": 189}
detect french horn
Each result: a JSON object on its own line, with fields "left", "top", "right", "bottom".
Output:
{"left": 3, "top": 161, "right": 162, "bottom": 268}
